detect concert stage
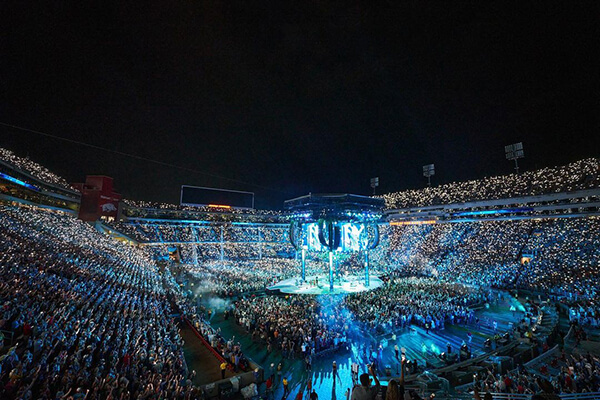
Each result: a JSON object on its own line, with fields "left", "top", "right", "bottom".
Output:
{"left": 268, "top": 274, "right": 384, "bottom": 295}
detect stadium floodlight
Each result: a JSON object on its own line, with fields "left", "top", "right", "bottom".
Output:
{"left": 423, "top": 164, "right": 435, "bottom": 187}
{"left": 505, "top": 142, "right": 524, "bottom": 174}
{"left": 370, "top": 177, "right": 379, "bottom": 195}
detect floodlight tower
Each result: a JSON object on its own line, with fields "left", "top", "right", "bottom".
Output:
{"left": 505, "top": 142, "right": 524, "bottom": 174}
{"left": 370, "top": 177, "right": 379, "bottom": 195}
{"left": 423, "top": 164, "right": 435, "bottom": 187}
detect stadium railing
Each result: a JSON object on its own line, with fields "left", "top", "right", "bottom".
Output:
{"left": 431, "top": 392, "right": 600, "bottom": 400}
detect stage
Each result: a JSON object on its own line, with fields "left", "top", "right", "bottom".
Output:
{"left": 268, "top": 274, "right": 384, "bottom": 294}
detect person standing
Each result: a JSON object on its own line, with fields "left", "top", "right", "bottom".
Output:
{"left": 283, "top": 377, "right": 290, "bottom": 397}
{"left": 332, "top": 360, "right": 338, "bottom": 383}
{"left": 220, "top": 361, "right": 227, "bottom": 379}
{"left": 265, "top": 376, "right": 273, "bottom": 399}
{"left": 234, "top": 353, "right": 240, "bottom": 372}
{"left": 269, "top": 363, "right": 276, "bottom": 381}
{"left": 350, "top": 365, "right": 380, "bottom": 400}
{"left": 310, "top": 389, "right": 318, "bottom": 400}
{"left": 385, "top": 379, "right": 402, "bottom": 400}
{"left": 351, "top": 361, "right": 359, "bottom": 387}
{"left": 277, "top": 362, "right": 283, "bottom": 384}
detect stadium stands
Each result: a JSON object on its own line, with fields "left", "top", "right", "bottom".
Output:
{"left": 1, "top": 149, "right": 599, "bottom": 399}
{"left": 0, "top": 148, "right": 76, "bottom": 192}
{"left": 383, "top": 158, "right": 599, "bottom": 209}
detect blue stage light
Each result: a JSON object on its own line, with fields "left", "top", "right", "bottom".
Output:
{"left": 0, "top": 172, "right": 40, "bottom": 192}
{"left": 453, "top": 207, "right": 533, "bottom": 217}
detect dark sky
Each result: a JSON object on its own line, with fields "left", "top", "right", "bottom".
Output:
{"left": 1, "top": 1, "right": 599, "bottom": 209}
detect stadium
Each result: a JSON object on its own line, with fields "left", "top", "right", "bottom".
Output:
{"left": 0, "top": 147, "right": 599, "bottom": 400}
{"left": 2, "top": 2, "right": 600, "bottom": 399}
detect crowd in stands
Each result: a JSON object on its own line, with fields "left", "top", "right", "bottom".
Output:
{"left": 383, "top": 158, "right": 599, "bottom": 209}
{"left": 565, "top": 301, "right": 600, "bottom": 328}
{"left": 0, "top": 205, "right": 200, "bottom": 399}
{"left": 111, "top": 221, "right": 295, "bottom": 266}
{"left": 475, "top": 350, "right": 600, "bottom": 394}
{"left": 344, "top": 277, "right": 487, "bottom": 331}
{"left": 0, "top": 148, "right": 76, "bottom": 192}
{"left": 388, "top": 217, "right": 600, "bottom": 299}
{"left": 518, "top": 218, "right": 600, "bottom": 298}
{"left": 121, "top": 199, "right": 281, "bottom": 217}
{"left": 2, "top": 148, "right": 600, "bottom": 399}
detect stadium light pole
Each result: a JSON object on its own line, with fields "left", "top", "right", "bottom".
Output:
{"left": 370, "top": 177, "right": 379, "bottom": 195}
{"left": 505, "top": 142, "right": 524, "bottom": 174}
{"left": 423, "top": 164, "right": 435, "bottom": 187}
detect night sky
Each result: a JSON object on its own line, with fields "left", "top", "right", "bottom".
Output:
{"left": 2, "top": 2, "right": 598, "bottom": 209}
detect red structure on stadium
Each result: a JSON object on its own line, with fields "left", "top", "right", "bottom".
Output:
{"left": 72, "top": 175, "right": 121, "bottom": 222}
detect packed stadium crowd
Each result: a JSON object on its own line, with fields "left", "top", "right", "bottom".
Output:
{"left": 111, "top": 221, "right": 295, "bottom": 266}
{"left": 382, "top": 158, "right": 599, "bottom": 209}
{"left": 120, "top": 216, "right": 600, "bottom": 305}
{"left": 180, "top": 259, "right": 298, "bottom": 296}
{"left": 225, "top": 277, "right": 499, "bottom": 360}
{"left": 343, "top": 277, "right": 487, "bottom": 331}
{"left": 565, "top": 301, "right": 600, "bottom": 328}
{"left": 121, "top": 200, "right": 281, "bottom": 216}
{"left": 130, "top": 223, "right": 288, "bottom": 244}
{"left": 1, "top": 149, "right": 600, "bottom": 399}
{"left": 0, "top": 148, "right": 76, "bottom": 192}
{"left": 388, "top": 217, "right": 600, "bottom": 299}
{"left": 0, "top": 205, "right": 199, "bottom": 400}
{"left": 475, "top": 350, "right": 600, "bottom": 394}
{"left": 233, "top": 295, "right": 350, "bottom": 358}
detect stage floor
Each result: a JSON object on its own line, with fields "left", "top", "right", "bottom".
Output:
{"left": 268, "top": 274, "right": 384, "bottom": 294}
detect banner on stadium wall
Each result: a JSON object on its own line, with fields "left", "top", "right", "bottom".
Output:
{"left": 98, "top": 194, "right": 120, "bottom": 217}
{"left": 76, "top": 176, "right": 122, "bottom": 222}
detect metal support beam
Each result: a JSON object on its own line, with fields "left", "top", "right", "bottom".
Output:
{"left": 301, "top": 247, "right": 306, "bottom": 281}
{"left": 335, "top": 254, "right": 339, "bottom": 281}
{"left": 258, "top": 227, "right": 262, "bottom": 260}
{"left": 220, "top": 225, "right": 224, "bottom": 265}
{"left": 329, "top": 251, "right": 334, "bottom": 291}
{"left": 365, "top": 250, "right": 370, "bottom": 287}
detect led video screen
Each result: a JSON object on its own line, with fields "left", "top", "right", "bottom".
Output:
{"left": 304, "top": 222, "right": 367, "bottom": 252}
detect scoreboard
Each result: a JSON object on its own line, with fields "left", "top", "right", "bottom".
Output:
{"left": 180, "top": 185, "right": 254, "bottom": 209}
